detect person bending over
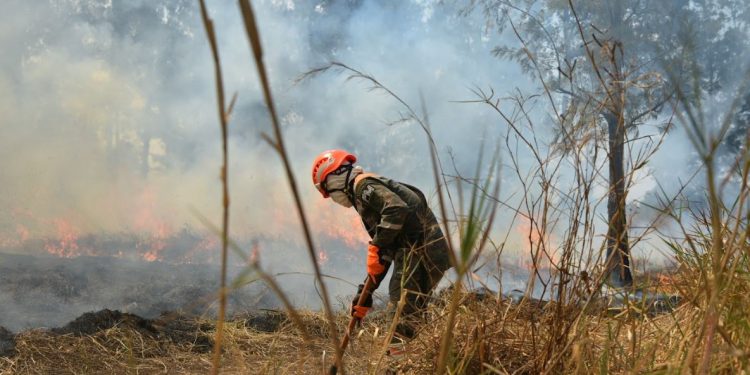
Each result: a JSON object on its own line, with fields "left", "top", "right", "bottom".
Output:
{"left": 311, "top": 149, "right": 452, "bottom": 344}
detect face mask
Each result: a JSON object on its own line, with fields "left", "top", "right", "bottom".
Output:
{"left": 330, "top": 191, "right": 353, "bottom": 208}
{"left": 325, "top": 173, "right": 348, "bottom": 192}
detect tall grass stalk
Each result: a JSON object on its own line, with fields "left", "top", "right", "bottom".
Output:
{"left": 664, "top": 60, "right": 750, "bottom": 372}
{"left": 370, "top": 288, "right": 408, "bottom": 374}
{"left": 435, "top": 147, "right": 501, "bottom": 375}
{"left": 236, "top": 0, "right": 344, "bottom": 371}
{"left": 196, "top": 2, "right": 232, "bottom": 373}
{"left": 199, "top": 1, "right": 339, "bottom": 372}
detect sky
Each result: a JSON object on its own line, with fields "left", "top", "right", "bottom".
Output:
{"left": 1, "top": 0, "right": 747, "bottom": 312}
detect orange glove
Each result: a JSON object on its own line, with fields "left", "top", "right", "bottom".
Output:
{"left": 367, "top": 243, "right": 387, "bottom": 279}
{"left": 351, "top": 283, "right": 373, "bottom": 319}
{"left": 352, "top": 305, "right": 370, "bottom": 319}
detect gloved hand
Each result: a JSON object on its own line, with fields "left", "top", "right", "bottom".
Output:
{"left": 367, "top": 243, "right": 389, "bottom": 278}
{"left": 350, "top": 283, "right": 374, "bottom": 319}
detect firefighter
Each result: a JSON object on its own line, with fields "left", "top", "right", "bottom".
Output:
{"left": 311, "top": 149, "right": 452, "bottom": 350}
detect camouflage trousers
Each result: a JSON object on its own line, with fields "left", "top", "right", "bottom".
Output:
{"left": 387, "top": 237, "right": 451, "bottom": 339}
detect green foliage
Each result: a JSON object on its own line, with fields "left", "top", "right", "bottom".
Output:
{"left": 458, "top": 147, "right": 501, "bottom": 270}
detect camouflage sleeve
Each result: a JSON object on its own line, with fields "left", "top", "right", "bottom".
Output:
{"left": 358, "top": 181, "right": 408, "bottom": 250}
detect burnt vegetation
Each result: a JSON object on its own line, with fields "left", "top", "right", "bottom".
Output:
{"left": 0, "top": 252, "right": 276, "bottom": 333}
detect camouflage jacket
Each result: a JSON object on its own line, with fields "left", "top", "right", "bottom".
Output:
{"left": 350, "top": 174, "right": 444, "bottom": 287}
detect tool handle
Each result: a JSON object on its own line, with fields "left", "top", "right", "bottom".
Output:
{"left": 329, "top": 275, "right": 375, "bottom": 374}
{"left": 342, "top": 275, "right": 375, "bottom": 349}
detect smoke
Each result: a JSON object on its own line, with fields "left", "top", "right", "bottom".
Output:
{"left": 2, "top": 0, "right": 747, "bottom": 328}
{"left": 0, "top": 2, "right": 516, "bottom": 253}
{"left": 0, "top": 0, "right": 521, "bottom": 327}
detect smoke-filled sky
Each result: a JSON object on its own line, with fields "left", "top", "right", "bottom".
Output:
{"left": 0, "top": 0, "right": 521, "bottom": 247}
{"left": 1, "top": 0, "right": 748, "bottom": 293}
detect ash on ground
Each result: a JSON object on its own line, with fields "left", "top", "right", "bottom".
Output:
{"left": 0, "top": 252, "right": 278, "bottom": 332}
{"left": 235, "top": 310, "right": 289, "bottom": 332}
{"left": 47, "top": 309, "right": 214, "bottom": 353}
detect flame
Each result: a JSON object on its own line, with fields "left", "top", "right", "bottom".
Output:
{"left": 140, "top": 221, "right": 171, "bottom": 262}
{"left": 44, "top": 218, "right": 81, "bottom": 258}
{"left": 141, "top": 244, "right": 163, "bottom": 262}
{"left": 2, "top": 195, "right": 225, "bottom": 263}
{"left": 3, "top": 186, "right": 375, "bottom": 265}
{"left": 132, "top": 187, "right": 174, "bottom": 262}
{"left": 264, "top": 195, "right": 369, "bottom": 256}
{"left": 311, "top": 199, "right": 369, "bottom": 249}
{"left": 514, "top": 216, "right": 559, "bottom": 271}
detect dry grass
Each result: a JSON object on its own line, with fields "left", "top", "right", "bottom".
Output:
{"left": 0, "top": 310, "right": 390, "bottom": 375}
{"left": 4, "top": 327, "right": 206, "bottom": 374}
{"left": 5, "top": 280, "right": 741, "bottom": 375}
{"left": 396, "top": 287, "right": 691, "bottom": 374}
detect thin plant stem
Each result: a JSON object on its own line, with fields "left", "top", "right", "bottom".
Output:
{"left": 197, "top": 1, "right": 231, "bottom": 373}
{"left": 236, "top": 0, "right": 344, "bottom": 371}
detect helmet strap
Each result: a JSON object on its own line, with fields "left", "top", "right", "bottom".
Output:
{"left": 343, "top": 166, "right": 357, "bottom": 207}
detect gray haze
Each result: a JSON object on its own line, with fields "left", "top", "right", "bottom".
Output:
{"left": 0, "top": 0, "right": 523, "bottom": 327}
{"left": 0, "top": 0, "right": 518, "bottom": 245}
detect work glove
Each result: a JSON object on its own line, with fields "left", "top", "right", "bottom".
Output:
{"left": 367, "top": 243, "right": 390, "bottom": 279}
{"left": 350, "top": 283, "right": 374, "bottom": 319}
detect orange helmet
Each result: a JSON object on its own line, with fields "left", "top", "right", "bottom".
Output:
{"left": 312, "top": 149, "right": 357, "bottom": 198}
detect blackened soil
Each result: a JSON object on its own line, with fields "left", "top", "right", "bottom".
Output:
{"left": 0, "top": 252, "right": 278, "bottom": 332}
{"left": 48, "top": 309, "right": 213, "bottom": 353}
{"left": 51, "top": 309, "right": 156, "bottom": 336}
{"left": 237, "top": 310, "right": 289, "bottom": 332}
{"left": 152, "top": 312, "right": 213, "bottom": 353}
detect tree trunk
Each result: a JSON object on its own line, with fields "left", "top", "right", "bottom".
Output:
{"left": 604, "top": 107, "right": 633, "bottom": 287}
{"left": 598, "top": 0, "right": 633, "bottom": 289}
